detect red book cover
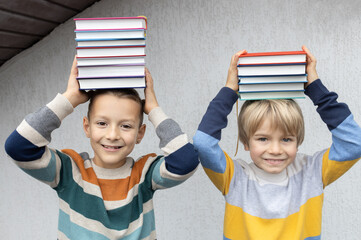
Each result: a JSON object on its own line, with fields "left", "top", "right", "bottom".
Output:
{"left": 239, "top": 51, "right": 306, "bottom": 58}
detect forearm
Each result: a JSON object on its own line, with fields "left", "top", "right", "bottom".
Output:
{"left": 148, "top": 107, "right": 198, "bottom": 175}
{"left": 5, "top": 94, "right": 73, "bottom": 158}
{"left": 305, "top": 79, "right": 361, "bottom": 160}
{"left": 305, "top": 79, "right": 351, "bottom": 130}
{"left": 194, "top": 87, "right": 238, "bottom": 171}
{"left": 193, "top": 88, "right": 238, "bottom": 194}
{"left": 305, "top": 79, "right": 361, "bottom": 186}
{"left": 4, "top": 94, "right": 73, "bottom": 185}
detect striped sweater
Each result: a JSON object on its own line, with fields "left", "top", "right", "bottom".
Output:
{"left": 193, "top": 80, "right": 361, "bottom": 240}
{"left": 5, "top": 93, "right": 199, "bottom": 240}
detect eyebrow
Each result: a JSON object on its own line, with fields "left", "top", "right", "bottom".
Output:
{"left": 92, "top": 115, "right": 137, "bottom": 122}
{"left": 253, "top": 133, "right": 271, "bottom": 137}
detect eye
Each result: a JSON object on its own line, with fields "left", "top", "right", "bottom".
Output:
{"left": 257, "top": 137, "right": 267, "bottom": 142}
{"left": 96, "top": 121, "right": 107, "bottom": 127}
{"left": 282, "top": 138, "right": 293, "bottom": 142}
{"left": 121, "top": 124, "right": 133, "bottom": 129}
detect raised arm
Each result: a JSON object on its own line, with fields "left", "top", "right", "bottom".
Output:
{"left": 143, "top": 68, "right": 199, "bottom": 190}
{"left": 303, "top": 46, "right": 361, "bottom": 187}
{"left": 193, "top": 50, "right": 247, "bottom": 195}
{"left": 4, "top": 56, "right": 86, "bottom": 187}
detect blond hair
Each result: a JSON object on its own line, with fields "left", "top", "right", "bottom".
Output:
{"left": 238, "top": 99, "right": 304, "bottom": 147}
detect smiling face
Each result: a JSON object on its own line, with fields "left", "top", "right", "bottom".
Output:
{"left": 83, "top": 94, "right": 145, "bottom": 169}
{"left": 245, "top": 118, "right": 298, "bottom": 174}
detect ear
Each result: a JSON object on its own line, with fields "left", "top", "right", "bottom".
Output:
{"left": 136, "top": 124, "right": 146, "bottom": 144}
{"left": 243, "top": 143, "right": 250, "bottom": 151}
{"left": 83, "top": 116, "right": 91, "bottom": 138}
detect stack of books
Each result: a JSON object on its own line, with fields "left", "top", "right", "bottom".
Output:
{"left": 74, "top": 16, "right": 147, "bottom": 90}
{"left": 237, "top": 51, "right": 307, "bottom": 100}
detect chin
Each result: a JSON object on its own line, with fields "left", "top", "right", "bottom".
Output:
{"left": 264, "top": 167, "right": 286, "bottom": 174}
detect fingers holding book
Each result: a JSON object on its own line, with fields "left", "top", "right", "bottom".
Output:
{"left": 226, "top": 49, "right": 247, "bottom": 91}
{"left": 143, "top": 67, "right": 159, "bottom": 115}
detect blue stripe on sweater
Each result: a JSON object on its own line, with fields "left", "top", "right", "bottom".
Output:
{"left": 129, "top": 210, "right": 155, "bottom": 240}
{"left": 59, "top": 209, "right": 110, "bottom": 240}
{"left": 164, "top": 143, "right": 199, "bottom": 175}
{"left": 305, "top": 235, "right": 321, "bottom": 240}
{"left": 59, "top": 209, "right": 156, "bottom": 240}
{"left": 329, "top": 114, "right": 361, "bottom": 161}
{"left": 193, "top": 130, "right": 226, "bottom": 173}
{"left": 21, "top": 150, "right": 57, "bottom": 182}
{"left": 4, "top": 130, "right": 45, "bottom": 161}
{"left": 55, "top": 150, "right": 155, "bottom": 231}
{"left": 198, "top": 87, "right": 238, "bottom": 140}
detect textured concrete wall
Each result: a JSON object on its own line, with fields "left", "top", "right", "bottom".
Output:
{"left": 1, "top": 0, "right": 361, "bottom": 239}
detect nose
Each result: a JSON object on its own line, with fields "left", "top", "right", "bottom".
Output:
{"left": 106, "top": 125, "right": 121, "bottom": 140}
{"left": 268, "top": 141, "right": 283, "bottom": 155}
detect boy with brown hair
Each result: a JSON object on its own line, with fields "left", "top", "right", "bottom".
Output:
{"left": 5, "top": 57, "right": 199, "bottom": 240}
{"left": 193, "top": 46, "right": 361, "bottom": 239}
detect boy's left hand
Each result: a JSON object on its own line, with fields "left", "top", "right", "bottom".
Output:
{"left": 226, "top": 49, "right": 247, "bottom": 91}
{"left": 143, "top": 68, "right": 159, "bottom": 115}
{"left": 302, "top": 45, "right": 319, "bottom": 87}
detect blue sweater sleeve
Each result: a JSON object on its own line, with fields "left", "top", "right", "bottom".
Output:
{"left": 198, "top": 87, "right": 239, "bottom": 140}
{"left": 305, "top": 79, "right": 361, "bottom": 185}
{"left": 305, "top": 79, "right": 351, "bottom": 131}
{"left": 193, "top": 88, "right": 238, "bottom": 194}
{"left": 4, "top": 94, "right": 74, "bottom": 186}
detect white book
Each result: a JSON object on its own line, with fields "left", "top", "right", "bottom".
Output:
{"left": 76, "top": 46, "right": 145, "bottom": 57}
{"left": 75, "top": 30, "right": 145, "bottom": 40}
{"left": 77, "top": 56, "right": 145, "bottom": 66}
{"left": 77, "top": 39, "right": 146, "bottom": 47}
{"left": 77, "top": 65, "right": 145, "bottom": 78}
{"left": 238, "top": 63, "right": 306, "bottom": 76}
{"left": 239, "top": 74, "right": 307, "bottom": 84}
{"left": 78, "top": 77, "right": 146, "bottom": 90}
{"left": 239, "top": 91, "right": 305, "bottom": 100}
{"left": 238, "top": 51, "right": 306, "bottom": 64}
{"left": 239, "top": 82, "right": 305, "bottom": 93}
{"left": 74, "top": 17, "right": 147, "bottom": 30}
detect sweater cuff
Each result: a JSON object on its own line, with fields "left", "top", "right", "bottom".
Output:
{"left": 304, "top": 79, "right": 329, "bottom": 104}
{"left": 148, "top": 107, "right": 168, "bottom": 129}
{"left": 46, "top": 94, "right": 74, "bottom": 121}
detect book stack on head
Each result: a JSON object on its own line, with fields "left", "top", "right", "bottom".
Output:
{"left": 74, "top": 16, "right": 147, "bottom": 90}
{"left": 237, "top": 51, "right": 307, "bottom": 100}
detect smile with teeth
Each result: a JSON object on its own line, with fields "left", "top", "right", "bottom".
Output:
{"left": 265, "top": 158, "right": 284, "bottom": 164}
{"left": 102, "top": 144, "right": 122, "bottom": 150}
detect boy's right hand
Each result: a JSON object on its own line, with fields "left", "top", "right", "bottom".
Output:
{"left": 225, "top": 49, "right": 247, "bottom": 91}
{"left": 62, "top": 56, "right": 89, "bottom": 108}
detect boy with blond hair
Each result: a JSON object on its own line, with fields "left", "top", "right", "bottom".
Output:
{"left": 193, "top": 46, "right": 361, "bottom": 239}
{"left": 5, "top": 57, "right": 198, "bottom": 240}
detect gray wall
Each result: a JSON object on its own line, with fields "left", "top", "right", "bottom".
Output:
{"left": 1, "top": 0, "right": 361, "bottom": 239}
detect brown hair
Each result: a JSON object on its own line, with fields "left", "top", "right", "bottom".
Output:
{"left": 238, "top": 99, "right": 304, "bottom": 147}
{"left": 87, "top": 89, "right": 144, "bottom": 126}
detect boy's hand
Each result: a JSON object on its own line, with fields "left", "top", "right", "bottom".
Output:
{"left": 225, "top": 49, "right": 247, "bottom": 91}
{"left": 302, "top": 45, "right": 319, "bottom": 87}
{"left": 62, "top": 56, "right": 89, "bottom": 108}
{"left": 143, "top": 68, "right": 159, "bottom": 115}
